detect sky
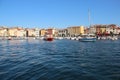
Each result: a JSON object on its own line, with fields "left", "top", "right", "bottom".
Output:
{"left": 0, "top": 0, "right": 120, "bottom": 28}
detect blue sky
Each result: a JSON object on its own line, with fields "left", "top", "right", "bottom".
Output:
{"left": 0, "top": 0, "right": 120, "bottom": 28}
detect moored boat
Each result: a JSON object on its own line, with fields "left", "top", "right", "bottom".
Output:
{"left": 79, "top": 37, "right": 96, "bottom": 42}
{"left": 7, "top": 37, "right": 12, "bottom": 40}
{"left": 79, "top": 34, "right": 97, "bottom": 42}
{"left": 44, "top": 34, "right": 54, "bottom": 41}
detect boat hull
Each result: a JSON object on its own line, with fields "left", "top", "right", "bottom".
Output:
{"left": 44, "top": 38, "right": 54, "bottom": 41}
{"left": 79, "top": 38, "right": 96, "bottom": 42}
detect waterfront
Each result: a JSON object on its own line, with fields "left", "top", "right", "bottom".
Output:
{"left": 0, "top": 39, "right": 120, "bottom": 80}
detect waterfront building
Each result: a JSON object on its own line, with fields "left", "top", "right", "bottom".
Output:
{"left": 8, "top": 27, "right": 17, "bottom": 37}
{"left": 116, "top": 27, "right": 120, "bottom": 35}
{"left": 89, "top": 26, "right": 96, "bottom": 34}
{"left": 54, "top": 29, "right": 59, "bottom": 37}
{"left": 106, "top": 24, "right": 118, "bottom": 35}
{"left": 0, "top": 27, "right": 8, "bottom": 37}
{"left": 84, "top": 27, "right": 89, "bottom": 34}
{"left": 8, "top": 27, "right": 18, "bottom": 37}
{"left": 26, "top": 28, "right": 36, "bottom": 37}
{"left": 35, "top": 28, "right": 40, "bottom": 37}
{"left": 16, "top": 28, "right": 26, "bottom": 37}
{"left": 46, "top": 28, "right": 57, "bottom": 37}
{"left": 58, "top": 29, "right": 68, "bottom": 37}
{"left": 95, "top": 25, "right": 107, "bottom": 35}
{"left": 40, "top": 29, "right": 46, "bottom": 37}
{"left": 67, "top": 26, "right": 84, "bottom": 37}
{"left": 8, "top": 27, "right": 26, "bottom": 37}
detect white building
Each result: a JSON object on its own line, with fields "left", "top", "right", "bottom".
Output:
{"left": 35, "top": 28, "right": 40, "bottom": 37}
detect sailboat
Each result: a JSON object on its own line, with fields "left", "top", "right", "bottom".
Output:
{"left": 79, "top": 9, "right": 97, "bottom": 42}
{"left": 79, "top": 34, "right": 96, "bottom": 42}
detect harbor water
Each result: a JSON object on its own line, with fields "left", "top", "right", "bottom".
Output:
{"left": 0, "top": 39, "right": 120, "bottom": 80}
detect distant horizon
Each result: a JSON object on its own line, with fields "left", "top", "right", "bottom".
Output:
{"left": 0, "top": 0, "right": 120, "bottom": 28}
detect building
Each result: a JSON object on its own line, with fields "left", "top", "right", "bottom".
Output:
{"left": 106, "top": 24, "right": 118, "bottom": 35}
{"left": 8, "top": 27, "right": 18, "bottom": 37}
{"left": 84, "top": 27, "right": 89, "bottom": 34}
{"left": 116, "top": 27, "right": 120, "bottom": 35}
{"left": 89, "top": 25, "right": 96, "bottom": 34}
{"left": 0, "top": 27, "right": 8, "bottom": 37}
{"left": 8, "top": 27, "right": 26, "bottom": 37}
{"left": 26, "top": 28, "right": 35, "bottom": 37}
{"left": 40, "top": 29, "right": 46, "bottom": 37}
{"left": 58, "top": 29, "right": 68, "bottom": 37}
{"left": 95, "top": 25, "right": 107, "bottom": 35}
{"left": 46, "top": 28, "right": 57, "bottom": 37}
{"left": 16, "top": 28, "right": 26, "bottom": 37}
{"left": 35, "top": 28, "right": 40, "bottom": 37}
{"left": 67, "top": 26, "right": 84, "bottom": 36}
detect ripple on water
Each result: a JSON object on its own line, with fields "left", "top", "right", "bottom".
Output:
{"left": 0, "top": 40, "right": 120, "bottom": 80}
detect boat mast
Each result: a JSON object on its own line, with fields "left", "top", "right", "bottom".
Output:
{"left": 88, "top": 9, "right": 91, "bottom": 27}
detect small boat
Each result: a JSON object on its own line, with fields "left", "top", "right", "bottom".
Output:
{"left": 111, "top": 36, "right": 118, "bottom": 40}
{"left": 44, "top": 34, "right": 54, "bottom": 41}
{"left": 7, "top": 37, "right": 12, "bottom": 40}
{"left": 54, "top": 37, "right": 63, "bottom": 40}
{"left": 57, "top": 37, "right": 63, "bottom": 40}
{"left": 70, "top": 37, "right": 76, "bottom": 40}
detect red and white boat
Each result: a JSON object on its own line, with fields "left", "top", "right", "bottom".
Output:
{"left": 44, "top": 34, "right": 54, "bottom": 41}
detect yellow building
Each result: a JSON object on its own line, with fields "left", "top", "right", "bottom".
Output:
{"left": 100, "top": 27, "right": 106, "bottom": 33}
{"left": 67, "top": 26, "right": 84, "bottom": 36}
{"left": 8, "top": 27, "right": 18, "bottom": 37}
{"left": 40, "top": 29, "right": 46, "bottom": 36}
{"left": 8, "top": 27, "right": 26, "bottom": 37}
{"left": 16, "top": 28, "right": 26, "bottom": 37}
{"left": 96, "top": 25, "right": 106, "bottom": 34}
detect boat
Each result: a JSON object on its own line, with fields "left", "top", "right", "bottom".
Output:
{"left": 7, "top": 37, "right": 12, "bottom": 40}
{"left": 44, "top": 34, "right": 54, "bottom": 41}
{"left": 111, "top": 36, "right": 118, "bottom": 40}
{"left": 79, "top": 37, "right": 96, "bottom": 42}
{"left": 79, "top": 34, "right": 97, "bottom": 42}
{"left": 79, "top": 10, "right": 96, "bottom": 42}
{"left": 54, "top": 37, "right": 63, "bottom": 40}
{"left": 70, "top": 37, "right": 76, "bottom": 40}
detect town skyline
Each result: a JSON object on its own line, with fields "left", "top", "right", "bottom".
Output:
{"left": 0, "top": 24, "right": 120, "bottom": 38}
{"left": 0, "top": 0, "right": 120, "bottom": 28}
